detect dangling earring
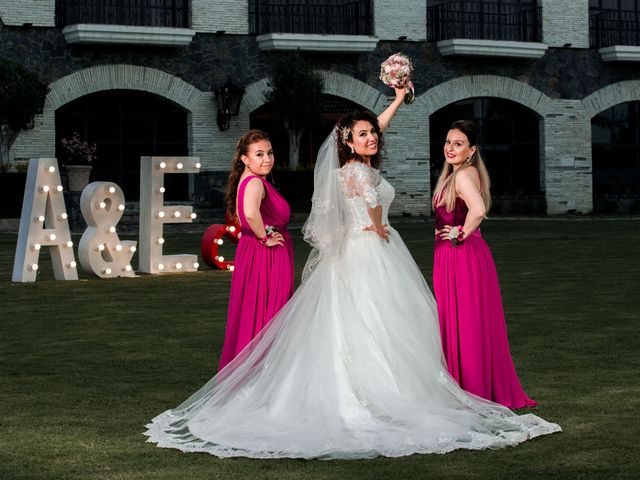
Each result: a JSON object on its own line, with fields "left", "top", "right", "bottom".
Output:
{"left": 350, "top": 146, "right": 355, "bottom": 155}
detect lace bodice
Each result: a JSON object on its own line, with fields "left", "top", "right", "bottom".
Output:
{"left": 337, "top": 162, "right": 395, "bottom": 232}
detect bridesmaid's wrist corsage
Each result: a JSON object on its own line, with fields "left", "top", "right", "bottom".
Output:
{"left": 448, "top": 225, "right": 465, "bottom": 246}
{"left": 259, "top": 225, "right": 277, "bottom": 245}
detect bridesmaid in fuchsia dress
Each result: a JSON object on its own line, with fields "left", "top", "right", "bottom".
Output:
{"left": 218, "top": 130, "right": 294, "bottom": 371}
{"left": 432, "top": 120, "right": 536, "bottom": 410}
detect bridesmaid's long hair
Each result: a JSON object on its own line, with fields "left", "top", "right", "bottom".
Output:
{"left": 225, "top": 129, "right": 271, "bottom": 218}
{"left": 432, "top": 120, "right": 491, "bottom": 213}
{"left": 335, "top": 110, "right": 385, "bottom": 168}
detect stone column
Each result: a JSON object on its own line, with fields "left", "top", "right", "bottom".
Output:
{"left": 542, "top": 100, "right": 592, "bottom": 214}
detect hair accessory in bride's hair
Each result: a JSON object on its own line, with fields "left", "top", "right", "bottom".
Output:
{"left": 339, "top": 125, "right": 351, "bottom": 145}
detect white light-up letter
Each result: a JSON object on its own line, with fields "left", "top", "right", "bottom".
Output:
{"left": 78, "top": 182, "right": 136, "bottom": 278}
{"left": 139, "top": 156, "right": 200, "bottom": 274}
{"left": 12, "top": 159, "right": 78, "bottom": 282}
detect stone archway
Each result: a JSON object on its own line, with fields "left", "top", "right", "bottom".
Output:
{"left": 239, "top": 71, "right": 388, "bottom": 116}
{"left": 11, "top": 64, "right": 204, "bottom": 161}
{"left": 584, "top": 81, "right": 640, "bottom": 213}
{"left": 583, "top": 80, "right": 640, "bottom": 117}
{"left": 418, "top": 75, "right": 553, "bottom": 117}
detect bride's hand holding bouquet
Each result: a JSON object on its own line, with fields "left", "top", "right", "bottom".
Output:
{"left": 379, "top": 53, "right": 415, "bottom": 104}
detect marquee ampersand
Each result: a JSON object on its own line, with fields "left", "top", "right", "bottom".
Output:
{"left": 78, "top": 182, "right": 137, "bottom": 278}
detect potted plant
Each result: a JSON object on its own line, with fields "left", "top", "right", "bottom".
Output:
{"left": 59, "top": 131, "right": 97, "bottom": 192}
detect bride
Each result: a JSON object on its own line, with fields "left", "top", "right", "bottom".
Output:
{"left": 145, "top": 88, "right": 560, "bottom": 459}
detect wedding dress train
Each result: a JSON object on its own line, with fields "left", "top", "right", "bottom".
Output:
{"left": 144, "top": 138, "right": 560, "bottom": 460}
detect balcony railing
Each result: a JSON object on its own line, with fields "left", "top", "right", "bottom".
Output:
{"left": 590, "top": 10, "right": 640, "bottom": 48}
{"left": 56, "top": 0, "right": 190, "bottom": 28}
{"left": 428, "top": 1, "right": 542, "bottom": 43}
{"left": 249, "top": 0, "right": 372, "bottom": 36}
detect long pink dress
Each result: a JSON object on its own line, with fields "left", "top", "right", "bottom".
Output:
{"left": 218, "top": 175, "right": 294, "bottom": 370}
{"left": 433, "top": 197, "right": 536, "bottom": 409}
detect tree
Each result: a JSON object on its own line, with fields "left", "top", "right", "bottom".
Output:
{"left": 0, "top": 60, "right": 49, "bottom": 166}
{"left": 265, "top": 53, "right": 324, "bottom": 169}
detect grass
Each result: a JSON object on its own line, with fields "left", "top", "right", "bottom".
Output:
{"left": 0, "top": 218, "right": 639, "bottom": 480}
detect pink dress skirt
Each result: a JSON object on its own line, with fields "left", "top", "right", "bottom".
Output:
{"left": 218, "top": 175, "right": 294, "bottom": 370}
{"left": 433, "top": 197, "right": 536, "bottom": 409}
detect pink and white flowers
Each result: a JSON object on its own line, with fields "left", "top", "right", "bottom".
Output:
{"left": 379, "top": 53, "right": 415, "bottom": 104}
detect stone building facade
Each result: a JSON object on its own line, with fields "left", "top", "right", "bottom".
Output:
{"left": 2, "top": 0, "right": 640, "bottom": 216}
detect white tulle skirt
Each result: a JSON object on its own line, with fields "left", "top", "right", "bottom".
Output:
{"left": 145, "top": 228, "right": 560, "bottom": 459}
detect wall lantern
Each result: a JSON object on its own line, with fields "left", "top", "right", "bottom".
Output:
{"left": 214, "top": 82, "right": 245, "bottom": 131}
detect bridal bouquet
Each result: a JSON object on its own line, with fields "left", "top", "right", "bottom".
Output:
{"left": 379, "top": 53, "right": 415, "bottom": 104}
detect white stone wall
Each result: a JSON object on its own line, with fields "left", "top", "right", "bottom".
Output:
{"left": 191, "top": 0, "right": 248, "bottom": 34}
{"left": 11, "top": 67, "right": 608, "bottom": 216}
{"left": 375, "top": 0, "right": 427, "bottom": 41}
{"left": 381, "top": 105, "right": 430, "bottom": 216}
{"left": 540, "top": 0, "right": 589, "bottom": 48}
{"left": 3, "top": 0, "right": 634, "bottom": 216}
{"left": 542, "top": 101, "right": 592, "bottom": 213}
{"left": 0, "top": 0, "right": 55, "bottom": 27}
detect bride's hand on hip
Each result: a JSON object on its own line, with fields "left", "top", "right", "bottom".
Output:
{"left": 364, "top": 223, "right": 390, "bottom": 243}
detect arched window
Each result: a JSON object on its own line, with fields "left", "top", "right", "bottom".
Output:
{"left": 56, "top": 90, "right": 189, "bottom": 201}
{"left": 430, "top": 98, "right": 542, "bottom": 212}
{"left": 592, "top": 101, "right": 640, "bottom": 213}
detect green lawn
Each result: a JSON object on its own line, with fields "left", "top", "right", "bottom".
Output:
{"left": 1, "top": 219, "right": 638, "bottom": 480}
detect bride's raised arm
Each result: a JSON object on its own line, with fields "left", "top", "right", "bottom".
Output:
{"left": 377, "top": 87, "right": 407, "bottom": 132}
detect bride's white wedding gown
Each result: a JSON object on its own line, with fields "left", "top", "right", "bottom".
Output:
{"left": 145, "top": 161, "right": 560, "bottom": 459}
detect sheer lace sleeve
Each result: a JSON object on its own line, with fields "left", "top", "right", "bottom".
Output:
{"left": 338, "top": 163, "right": 381, "bottom": 209}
